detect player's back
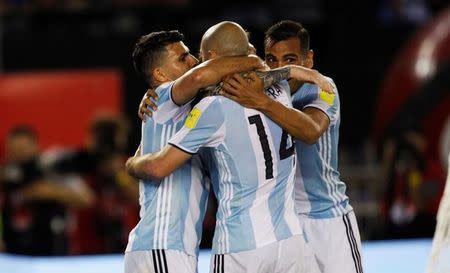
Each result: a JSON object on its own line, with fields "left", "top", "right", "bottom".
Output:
{"left": 170, "top": 81, "right": 302, "bottom": 254}
{"left": 126, "top": 81, "right": 209, "bottom": 257}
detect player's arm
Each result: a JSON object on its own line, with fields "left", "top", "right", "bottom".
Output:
{"left": 129, "top": 94, "right": 225, "bottom": 181}
{"left": 137, "top": 55, "right": 264, "bottom": 119}
{"left": 138, "top": 88, "right": 158, "bottom": 120}
{"left": 126, "top": 145, "right": 192, "bottom": 181}
{"left": 262, "top": 103, "right": 330, "bottom": 144}
{"left": 171, "top": 55, "right": 265, "bottom": 105}
{"left": 254, "top": 65, "right": 334, "bottom": 92}
{"left": 221, "top": 70, "right": 331, "bottom": 144}
{"left": 128, "top": 97, "right": 224, "bottom": 179}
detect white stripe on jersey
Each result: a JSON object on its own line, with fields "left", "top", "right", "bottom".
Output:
{"left": 154, "top": 124, "right": 166, "bottom": 248}
{"left": 154, "top": 124, "right": 174, "bottom": 249}
{"left": 216, "top": 149, "right": 231, "bottom": 253}
{"left": 153, "top": 177, "right": 162, "bottom": 248}
{"left": 138, "top": 128, "right": 146, "bottom": 219}
{"left": 328, "top": 131, "right": 344, "bottom": 215}
{"left": 183, "top": 155, "right": 206, "bottom": 254}
{"left": 163, "top": 173, "right": 173, "bottom": 248}
{"left": 327, "top": 130, "right": 347, "bottom": 212}
{"left": 283, "top": 163, "right": 301, "bottom": 234}
{"left": 163, "top": 125, "right": 177, "bottom": 247}
{"left": 158, "top": 176, "right": 168, "bottom": 248}
{"left": 138, "top": 179, "right": 145, "bottom": 218}
{"left": 245, "top": 108, "right": 277, "bottom": 247}
{"left": 319, "top": 133, "right": 338, "bottom": 217}
{"left": 325, "top": 130, "right": 344, "bottom": 215}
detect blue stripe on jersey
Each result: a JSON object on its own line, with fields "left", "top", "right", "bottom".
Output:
{"left": 292, "top": 80, "right": 352, "bottom": 219}
{"left": 127, "top": 81, "right": 208, "bottom": 256}
{"left": 264, "top": 119, "right": 296, "bottom": 241}
{"left": 170, "top": 92, "right": 302, "bottom": 254}
{"left": 158, "top": 84, "right": 171, "bottom": 104}
{"left": 198, "top": 108, "right": 259, "bottom": 253}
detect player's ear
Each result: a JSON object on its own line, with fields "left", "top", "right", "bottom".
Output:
{"left": 305, "top": 49, "right": 314, "bottom": 69}
{"left": 152, "top": 67, "right": 168, "bottom": 83}
{"left": 206, "top": 50, "right": 217, "bottom": 61}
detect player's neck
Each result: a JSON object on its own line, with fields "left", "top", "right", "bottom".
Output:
{"left": 289, "top": 79, "right": 303, "bottom": 95}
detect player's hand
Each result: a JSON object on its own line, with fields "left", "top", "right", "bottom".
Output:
{"left": 220, "top": 72, "right": 271, "bottom": 110}
{"left": 125, "top": 145, "right": 142, "bottom": 178}
{"left": 310, "top": 70, "right": 335, "bottom": 94}
{"left": 249, "top": 54, "right": 269, "bottom": 71}
{"left": 138, "top": 88, "right": 158, "bottom": 121}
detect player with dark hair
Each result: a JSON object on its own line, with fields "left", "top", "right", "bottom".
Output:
{"left": 220, "top": 20, "right": 364, "bottom": 273}
{"left": 124, "top": 29, "right": 266, "bottom": 273}
{"left": 127, "top": 21, "right": 334, "bottom": 273}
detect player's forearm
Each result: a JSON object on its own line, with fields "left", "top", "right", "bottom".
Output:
{"left": 254, "top": 66, "right": 290, "bottom": 88}
{"left": 288, "top": 65, "right": 320, "bottom": 83}
{"left": 200, "top": 55, "right": 263, "bottom": 85}
{"left": 259, "top": 100, "right": 323, "bottom": 144}
{"left": 253, "top": 65, "right": 318, "bottom": 88}
{"left": 172, "top": 55, "right": 262, "bottom": 105}
{"left": 126, "top": 153, "right": 163, "bottom": 181}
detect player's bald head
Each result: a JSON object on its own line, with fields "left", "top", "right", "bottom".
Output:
{"left": 200, "top": 21, "right": 249, "bottom": 61}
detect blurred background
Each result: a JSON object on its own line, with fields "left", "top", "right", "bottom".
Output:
{"left": 0, "top": 0, "right": 449, "bottom": 267}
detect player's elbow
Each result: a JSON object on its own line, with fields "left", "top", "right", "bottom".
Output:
{"left": 299, "top": 127, "right": 322, "bottom": 145}
{"left": 126, "top": 157, "right": 167, "bottom": 181}
{"left": 189, "top": 69, "right": 210, "bottom": 87}
{"left": 149, "top": 166, "right": 171, "bottom": 180}
{"left": 306, "top": 132, "right": 321, "bottom": 144}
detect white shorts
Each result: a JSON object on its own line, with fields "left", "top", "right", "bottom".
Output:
{"left": 124, "top": 249, "right": 197, "bottom": 273}
{"left": 209, "top": 235, "right": 305, "bottom": 273}
{"left": 299, "top": 211, "right": 364, "bottom": 273}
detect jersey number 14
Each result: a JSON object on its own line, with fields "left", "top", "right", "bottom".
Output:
{"left": 248, "top": 114, "right": 295, "bottom": 179}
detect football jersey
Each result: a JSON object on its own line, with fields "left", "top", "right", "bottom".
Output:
{"left": 169, "top": 81, "right": 302, "bottom": 254}
{"left": 292, "top": 79, "right": 352, "bottom": 219}
{"left": 126, "top": 81, "right": 210, "bottom": 257}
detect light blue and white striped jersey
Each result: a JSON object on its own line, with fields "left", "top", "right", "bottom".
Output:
{"left": 126, "top": 81, "right": 210, "bottom": 257}
{"left": 169, "top": 81, "right": 302, "bottom": 254}
{"left": 292, "top": 79, "right": 352, "bottom": 219}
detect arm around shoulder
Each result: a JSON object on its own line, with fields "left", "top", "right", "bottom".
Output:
{"left": 126, "top": 145, "right": 193, "bottom": 181}
{"left": 172, "top": 55, "right": 264, "bottom": 105}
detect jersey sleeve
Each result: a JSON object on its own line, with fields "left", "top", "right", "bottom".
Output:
{"left": 168, "top": 96, "right": 225, "bottom": 154}
{"left": 151, "top": 81, "right": 191, "bottom": 124}
{"left": 292, "top": 79, "right": 339, "bottom": 124}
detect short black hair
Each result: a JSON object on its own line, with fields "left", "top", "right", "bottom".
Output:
{"left": 264, "top": 20, "right": 310, "bottom": 56}
{"left": 7, "top": 125, "right": 37, "bottom": 140}
{"left": 132, "top": 30, "right": 184, "bottom": 87}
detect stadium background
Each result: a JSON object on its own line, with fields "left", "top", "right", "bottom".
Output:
{"left": 0, "top": 0, "right": 449, "bottom": 272}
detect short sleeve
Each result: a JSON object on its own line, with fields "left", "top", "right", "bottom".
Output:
{"left": 168, "top": 96, "right": 226, "bottom": 154}
{"left": 292, "top": 79, "right": 339, "bottom": 124}
{"left": 151, "top": 81, "right": 191, "bottom": 124}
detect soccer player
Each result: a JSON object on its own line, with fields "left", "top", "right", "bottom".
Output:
{"left": 124, "top": 30, "right": 266, "bottom": 273}
{"left": 220, "top": 20, "right": 364, "bottom": 273}
{"left": 127, "top": 21, "right": 335, "bottom": 273}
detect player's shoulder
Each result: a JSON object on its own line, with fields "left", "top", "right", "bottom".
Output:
{"left": 155, "top": 81, "right": 176, "bottom": 103}
{"left": 194, "top": 95, "right": 222, "bottom": 110}
{"left": 324, "top": 76, "right": 338, "bottom": 93}
{"left": 301, "top": 74, "right": 338, "bottom": 98}
{"left": 188, "top": 96, "right": 225, "bottom": 125}
{"left": 191, "top": 95, "right": 227, "bottom": 117}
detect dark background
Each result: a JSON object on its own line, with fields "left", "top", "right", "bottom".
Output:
{"left": 3, "top": 0, "right": 442, "bottom": 151}
{"left": 1, "top": 0, "right": 449, "bottom": 252}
